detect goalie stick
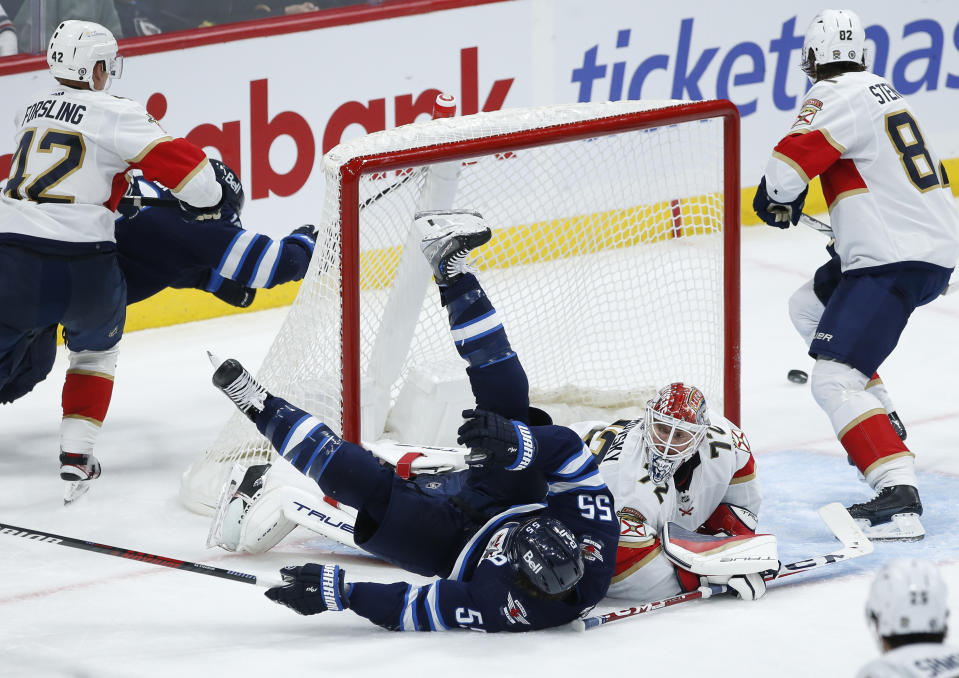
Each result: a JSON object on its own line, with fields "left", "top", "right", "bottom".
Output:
{"left": 799, "top": 212, "right": 957, "bottom": 296}
{"left": 572, "top": 502, "right": 873, "bottom": 631}
{"left": 0, "top": 521, "right": 284, "bottom": 589}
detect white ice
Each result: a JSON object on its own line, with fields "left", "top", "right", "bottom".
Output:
{"left": 1, "top": 223, "right": 958, "bottom": 678}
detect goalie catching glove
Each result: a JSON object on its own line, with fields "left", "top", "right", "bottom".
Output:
{"left": 265, "top": 564, "right": 349, "bottom": 615}
{"left": 662, "top": 522, "right": 779, "bottom": 601}
{"left": 457, "top": 409, "right": 537, "bottom": 471}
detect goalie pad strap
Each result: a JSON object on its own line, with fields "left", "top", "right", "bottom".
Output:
{"left": 396, "top": 452, "right": 424, "bottom": 479}
{"left": 661, "top": 522, "right": 778, "bottom": 577}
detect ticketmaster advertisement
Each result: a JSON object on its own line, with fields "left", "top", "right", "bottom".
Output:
{"left": 1, "top": 0, "right": 957, "bottom": 237}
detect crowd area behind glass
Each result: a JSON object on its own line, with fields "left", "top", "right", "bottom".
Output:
{"left": 0, "top": 0, "right": 384, "bottom": 56}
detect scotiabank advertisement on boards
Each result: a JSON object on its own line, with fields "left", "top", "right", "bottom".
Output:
{"left": 1, "top": 0, "right": 957, "bottom": 237}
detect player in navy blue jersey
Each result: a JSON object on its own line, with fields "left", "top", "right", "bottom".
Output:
{"left": 209, "top": 209, "right": 619, "bottom": 632}
{"left": 115, "top": 170, "right": 316, "bottom": 308}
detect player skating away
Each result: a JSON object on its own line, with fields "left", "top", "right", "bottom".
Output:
{"left": 857, "top": 559, "right": 959, "bottom": 678}
{"left": 0, "top": 20, "right": 235, "bottom": 503}
{"left": 752, "top": 9, "right": 959, "bottom": 541}
{"left": 207, "top": 210, "right": 620, "bottom": 632}
{"left": 0, "top": 161, "right": 317, "bottom": 405}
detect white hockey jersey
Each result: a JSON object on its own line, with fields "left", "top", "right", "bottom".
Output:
{"left": 0, "top": 85, "right": 220, "bottom": 246}
{"left": 856, "top": 643, "right": 959, "bottom": 678}
{"left": 763, "top": 70, "right": 959, "bottom": 273}
{"left": 574, "top": 410, "right": 760, "bottom": 602}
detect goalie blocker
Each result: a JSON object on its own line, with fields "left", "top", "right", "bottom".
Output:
{"left": 661, "top": 522, "right": 779, "bottom": 601}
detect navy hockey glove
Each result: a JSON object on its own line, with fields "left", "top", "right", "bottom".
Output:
{"left": 752, "top": 176, "right": 808, "bottom": 228}
{"left": 265, "top": 564, "right": 349, "bottom": 616}
{"left": 457, "top": 409, "right": 537, "bottom": 471}
{"left": 180, "top": 158, "right": 245, "bottom": 222}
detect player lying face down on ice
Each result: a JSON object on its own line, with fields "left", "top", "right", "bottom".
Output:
{"left": 207, "top": 210, "right": 778, "bottom": 629}
{"left": 0, "top": 159, "right": 316, "bottom": 406}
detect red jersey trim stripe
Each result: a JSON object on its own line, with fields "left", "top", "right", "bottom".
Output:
{"left": 773, "top": 128, "right": 844, "bottom": 184}
{"left": 822, "top": 158, "right": 869, "bottom": 210}
{"left": 134, "top": 138, "right": 210, "bottom": 194}
{"left": 612, "top": 543, "right": 661, "bottom": 583}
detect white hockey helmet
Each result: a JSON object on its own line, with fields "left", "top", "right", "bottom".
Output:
{"left": 866, "top": 559, "right": 949, "bottom": 644}
{"left": 642, "top": 383, "right": 709, "bottom": 486}
{"left": 47, "top": 20, "right": 122, "bottom": 90}
{"left": 802, "top": 9, "right": 867, "bottom": 78}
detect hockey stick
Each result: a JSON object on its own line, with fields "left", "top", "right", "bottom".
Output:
{"left": 799, "top": 213, "right": 957, "bottom": 295}
{"left": 573, "top": 503, "right": 872, "bottom": 631}
{"left": 0, "top": 521, "right": 285, "bottom": 588}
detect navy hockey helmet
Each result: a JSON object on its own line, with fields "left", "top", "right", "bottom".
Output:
{"left": 507, "top": 516, "right": 584, "bottom": 596}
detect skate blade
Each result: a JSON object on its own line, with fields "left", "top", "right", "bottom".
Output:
{"left": 63, "top": 479, "right": 92, "bottom": 505}
{"left": 855, "top": 513, "right": 925, "bottom": 542}
{"left": 206, "top": 463, "right": 248, "bottom": 550}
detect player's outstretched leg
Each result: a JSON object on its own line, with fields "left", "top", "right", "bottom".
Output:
{"left": 415, "top": 210, "right": 531, "bottom": 420}
{"left": 208, "top": 352, "right": 392, "bottom": 511}
{"left": 208, "top": 351, "right": 268, "bottom": 422}
{"left": 417, "top": 209, "right": 491, "bottom": 284}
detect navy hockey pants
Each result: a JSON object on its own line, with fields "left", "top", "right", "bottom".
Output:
{"left": 0, "top": 242, "right": 125, "bottom": 395}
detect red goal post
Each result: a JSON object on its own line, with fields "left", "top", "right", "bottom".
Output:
{"left": 181, "top": 98, "right": 740, "bottom": 515}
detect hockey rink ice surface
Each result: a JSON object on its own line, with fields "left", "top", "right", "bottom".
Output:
{"left": 1, "top": 223, "right": 958, "bottom": 677}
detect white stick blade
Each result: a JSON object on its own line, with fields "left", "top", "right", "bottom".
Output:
{"left": 818, "top": 502, "right": 874, "bottom": 555}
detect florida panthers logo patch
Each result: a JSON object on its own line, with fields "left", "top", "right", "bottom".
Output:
{"left": 617, "top": 507, "right": 648, "bottom": 539}
{"left": 731, "top": 427, "right": 751, "bottom": 453}
{"left": 792, "top": 98, "right": 823, "bottom": 129}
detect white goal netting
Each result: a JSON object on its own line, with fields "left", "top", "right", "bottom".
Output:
{"left": 181, "top": 99, "right": 739, "bottom": 514}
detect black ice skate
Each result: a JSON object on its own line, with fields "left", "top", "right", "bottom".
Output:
{"left": 416, "top": 209, "right": 492, "bottom": 284}
{"left": 60, "top": 451, "right": 101, "bottom": 505}
{"left": 846, "top": 485, "right": 924, "bottom": 541}
{"left": 208, "top": 351, "right": 270, "bottom": 422}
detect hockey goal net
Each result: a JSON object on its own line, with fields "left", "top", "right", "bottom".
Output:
{"left": 181, "top": 99, "right": 741, "bottom": 514}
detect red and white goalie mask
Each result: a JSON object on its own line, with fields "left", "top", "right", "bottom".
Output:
{"left": 642, "top": 383, "right": 710, "bottom": 486}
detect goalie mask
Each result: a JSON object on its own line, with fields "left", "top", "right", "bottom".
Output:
{"left": 801, "top": 9, "right": 867, "bottom": 79}
{"left": 642, "top": 383, "right": 709, "bottom": 486}
{"left": 48, "top": 20, "right": 123, "bottom": 91}
{"left": 866, "top": 559, "right": 949, "bottom": 646}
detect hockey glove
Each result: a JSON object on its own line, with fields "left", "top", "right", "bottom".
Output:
{"left": 265, "top": 564, "right": 349, "bottom": 615}
{"left": 457, "top": 409, "right": 537, "bottom": 471}
{"left": 702, "top": 572, "right": 769, "bottom": 601}
{"left": 752, "top": 176, "right": 808, "bottom": 229}
{"left": 180, "top": 158, "right": 245, "bottom": 222}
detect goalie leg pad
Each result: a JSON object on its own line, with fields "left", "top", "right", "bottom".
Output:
{"left": 661, "top": 522, "right": 779, "bottom": 577}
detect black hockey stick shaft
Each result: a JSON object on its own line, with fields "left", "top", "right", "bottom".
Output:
{"left": 0, "top": 521, "right": 283, "bottom": 588}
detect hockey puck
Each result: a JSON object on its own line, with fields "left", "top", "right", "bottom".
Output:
{"left": 787, "top": 369, "right": 808, "bottom": 384}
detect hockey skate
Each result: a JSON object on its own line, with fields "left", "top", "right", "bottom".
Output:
{"left": 207, "top": 462, "right": 271, "bottom": 550}
{"left": 846, "top": 485, "right": 924, "bottom": 541}
{"left": 208, "top": 352, "right": 269, "bottom": 422}
{"left": 415, "top": 209, "right": 492, "bottom": 284}
{"left": 59, "top": 451, "right": 101, "bottom": 505}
